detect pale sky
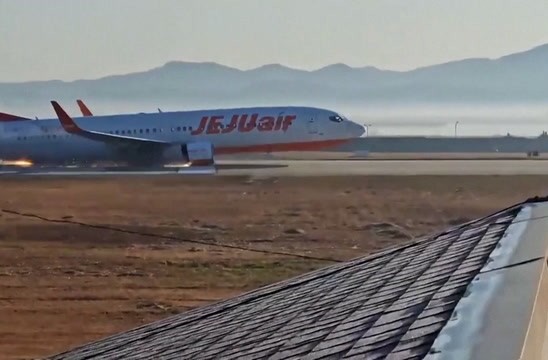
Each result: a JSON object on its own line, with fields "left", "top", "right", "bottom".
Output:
{"left": 2, "top": 0, "right": 548, "bottom": 82}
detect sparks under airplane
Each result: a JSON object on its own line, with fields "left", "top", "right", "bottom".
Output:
{"left": 0, "top": 101, "right": 365, "bottom": 169}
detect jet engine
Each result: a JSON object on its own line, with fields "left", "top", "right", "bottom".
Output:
{"left": 162, "top": 141, "right": 215, "bottom": 166}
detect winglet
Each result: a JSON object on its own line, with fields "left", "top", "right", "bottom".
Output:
{"left": 76, "top": 99, "right": 93, "bottom": 117}
{"left": 51, "top": 101, "right": 81, "bottom": 134}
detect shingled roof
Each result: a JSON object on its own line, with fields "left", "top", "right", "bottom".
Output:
{"left": 48, "top": 197, "right": 548, "bottom": 360}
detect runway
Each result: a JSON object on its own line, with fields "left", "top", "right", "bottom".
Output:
{"left": 216, "top": 159, "right": 548, "bottom": 176}
{"left": 0, "top": 165, "right": 217, "bottom": 176}
{"left": 2, "top": 159, "right": 548, "bottom": 177}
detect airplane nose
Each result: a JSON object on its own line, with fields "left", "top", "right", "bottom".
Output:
{"left": 347, "top": 121, "right": 366, "bottom": 137}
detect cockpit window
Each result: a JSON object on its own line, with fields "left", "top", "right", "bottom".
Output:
{"left": 329, "top": 115, "right": 344, "bottom": 123}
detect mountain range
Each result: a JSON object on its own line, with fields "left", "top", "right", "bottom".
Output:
{"left": 2, "top": 43, "right": 548, "bottom": 115}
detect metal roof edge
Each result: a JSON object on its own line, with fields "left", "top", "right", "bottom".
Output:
{"left": 520, "top": 261, "right": 548, "bottom": 360}
{"left": 427, "top": 201, "right": 548, "bottom": 360}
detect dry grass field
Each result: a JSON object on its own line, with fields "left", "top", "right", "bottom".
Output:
{"left": 0, "top": 175, "right": 547, "bottom": 359}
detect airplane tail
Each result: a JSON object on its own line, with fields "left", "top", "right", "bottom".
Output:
{"left": 76, "top": 99, "right": 93, "bottom": 117}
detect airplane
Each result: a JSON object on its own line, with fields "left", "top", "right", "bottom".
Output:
{"left": 0, "top": 101, "right": 365, "bottom": 170}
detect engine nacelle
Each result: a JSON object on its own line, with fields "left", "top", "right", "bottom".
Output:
{"left": 162, "top": 141, "right": 215, "bottom": 166}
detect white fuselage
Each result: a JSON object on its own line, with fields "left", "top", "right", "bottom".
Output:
{"left": 0, "top": 106, "right": 364, "bottom": 166}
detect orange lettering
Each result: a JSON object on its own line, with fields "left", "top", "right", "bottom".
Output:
{"left": 238, "top": 114, "right": 257, "bottom": 132}
{"left": 206, "top": 115, "right": 224, "bottom": 134}
{"left": 191, "top": 116, "right": 208, "bottom": 135}
{"left": 282, "top": 115, "right": 296, "bottom": 131}
{"left": 274, "top": 115, "right": 284, "bottom": 131}
{"left": 192, "top": 113, "right": 294, "bottom": 135}
{"left": 222, "top": 114, "right": 240, "bottom": 134}
{"left": 258, "top": 116, "right": 275, "bottom": 131}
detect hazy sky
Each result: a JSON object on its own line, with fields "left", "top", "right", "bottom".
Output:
{"left": 2, "top": 0, "right": 548, "bottom": 82}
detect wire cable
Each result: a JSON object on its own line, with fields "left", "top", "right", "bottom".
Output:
{"left": 1, "top": 208, "right": 343, "bottom": 263}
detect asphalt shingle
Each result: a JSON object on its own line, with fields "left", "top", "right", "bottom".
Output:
{"left": 48, "top": 200, "right": 527, "bottom": 360}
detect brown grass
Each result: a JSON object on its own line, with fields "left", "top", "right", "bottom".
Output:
{"left": 0, "top": 175, "right": 546, "bottom": 359}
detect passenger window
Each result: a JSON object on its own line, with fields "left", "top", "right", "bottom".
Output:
{"left": 140, "top": 129, "right": 143, "bottom": 134}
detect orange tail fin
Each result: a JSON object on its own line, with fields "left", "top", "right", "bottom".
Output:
{"left": 76, "top": 99, "right": 93, "bottom": 117}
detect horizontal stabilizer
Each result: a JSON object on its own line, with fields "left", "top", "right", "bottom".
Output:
{"left": 0, "top": 112, "right": 30, "bottom": 122}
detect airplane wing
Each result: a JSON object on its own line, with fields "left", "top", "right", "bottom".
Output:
{"left": 51, "top": 101, "right": 170, "bottom": 147}
{"left": 76, "top": 99, "right": 93, "bottom": 117}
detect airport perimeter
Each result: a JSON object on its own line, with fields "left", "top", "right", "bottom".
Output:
{"left": 1, "top": 170, "right": 548, "bottom": 359}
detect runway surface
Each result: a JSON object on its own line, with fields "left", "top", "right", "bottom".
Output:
{"left": 217, "top": 159, "right": 548, "bottom": 176}
{"left": 2, "top": 159, "right": 548, "bottom": 177}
